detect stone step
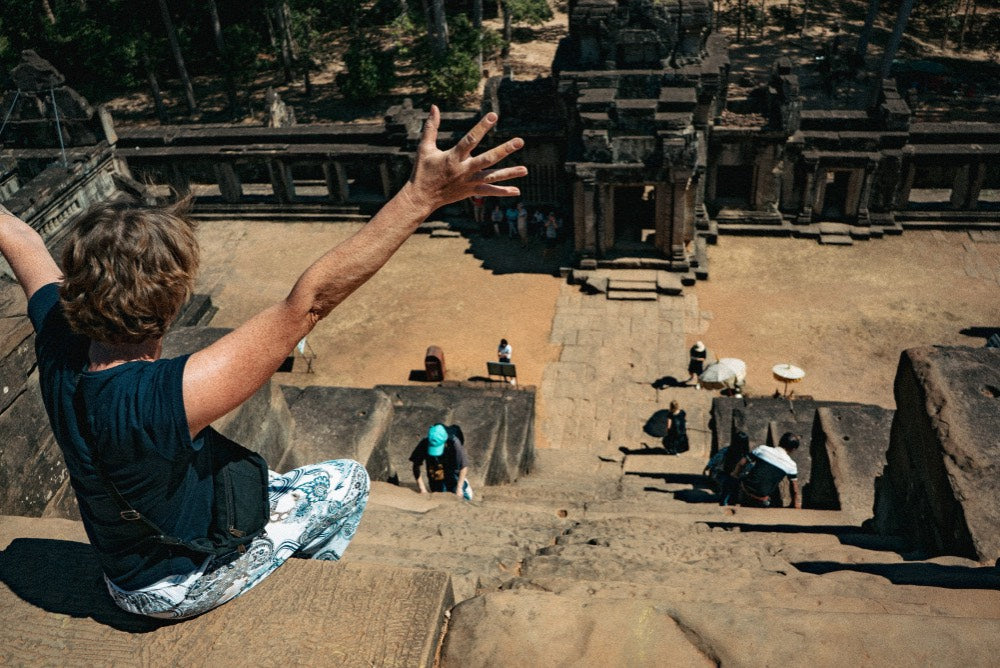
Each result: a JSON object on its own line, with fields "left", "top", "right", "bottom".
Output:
{"left": 0, "top": 515, "right": 452, "bottom": 668}
{"left": 716, "top": 223, "right": 793, "bottom": 237}
{"left": 819, "top": 234, "right": 854, "bottom": 245}
{"left": 606, "top": 291, "right": 658, "bottom": 301}
{"left": 606, "top": 279, "right": 658, "bottom": 291}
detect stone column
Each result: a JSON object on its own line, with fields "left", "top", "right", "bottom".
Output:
{"left": 214, "top": 163, "right": 243, "bottom": 203}
{"left": 897, "top": 151, "right": 916, "bottom": 209}
{"left": 575, "top": 178, "right": 598, "bottom": 255}
{"left": 268, "top": 159, "right": 295, "bottom": 203}
{"left": 671, "top": 173, "right": 691, "bottom": 263}
{"left": 950, "top": 163, "right": 971, "bottom": 210}
{"left": 323, "top": 161, "right": 349, "bottom": 203}
{"left": 967, "top": 162, "right": 986, "bottom": 210}
{"left": 797, "top": 159, "right": 818, "bottom": 224}
{"left": 654, "top": 181, "right": 671, "bottom": 254}
{"left": 856, "top": 162, "right": 877, "bottom": 224}
{"left": 845, "top": 168, "right": 864, "bottom": 218}
{"left": 600, "top": 183, "right": 615, "bottom": 253}
{"left": 379, "top": 161, "right": 393, "bottom": 199}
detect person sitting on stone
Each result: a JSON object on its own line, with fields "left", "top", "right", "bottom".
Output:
{"left": 731, "top": 432, "right": 803, "bottom": 509}
{"left": 0, "top": 106, "right": 523, "bottom": 618}
{"left": 410, "top": 424, "right": 472, "bottom": 500}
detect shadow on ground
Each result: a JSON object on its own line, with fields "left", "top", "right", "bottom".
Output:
{"left": 0, "top": 538, "right": 174, "bottom": 632}
{"left": 452, "top": 220, "right": 572, "bottom": 275}
{"left": 792, "top": 561, "right": 1000, "bottom": 590}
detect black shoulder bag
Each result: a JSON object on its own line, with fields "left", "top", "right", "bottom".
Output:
{"left": 75, "top": 383, "right": 270, "bottom": 559}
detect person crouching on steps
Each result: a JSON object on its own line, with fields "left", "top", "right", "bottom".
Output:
{"left": 411, "top": 424, "right": 472, "bottom": 500}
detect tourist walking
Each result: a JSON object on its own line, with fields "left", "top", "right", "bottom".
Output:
{"left": 687, "top": 340, "right": 707, "bottom": 388}
{"left": 0, "top": 105, "right": 523, "bottom": 618}
{"left": 543, "top": 212, "right": 559, "bottom": 257}
{"left": 663, "top": 400, "right": 688, "bottom": 455}
{"left": 505, "top": 204, "right": 519, "bottom": 238}
{"left": 516, "top": 201, "right": 529, "bottom": 246}
{"left": 491, "top": 203, "right": 503, "bottom": 237}
{"left": 410, "top": 424, "right": 472, "bottom": 500}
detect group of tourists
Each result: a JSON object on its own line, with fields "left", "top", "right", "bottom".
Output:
{"left": 708, "top": 431, "right": 802, "bottom": 509}
{"left": 471, "top": 196, "right": 562, "bottom": 253}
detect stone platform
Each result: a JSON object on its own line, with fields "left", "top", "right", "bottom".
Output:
{"left": 0, "top": 515, "right": 452, "bottom": 667}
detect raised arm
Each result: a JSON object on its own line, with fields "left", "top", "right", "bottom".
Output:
{"left": 182, "top": 108, "right": 526, "bottom": 437}
{"left": 0, "top": 204, "right": 63, "bottom": 300}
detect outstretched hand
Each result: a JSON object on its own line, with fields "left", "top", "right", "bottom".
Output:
{"left": 406, "top": 105, "right": 527, "bottom": 214}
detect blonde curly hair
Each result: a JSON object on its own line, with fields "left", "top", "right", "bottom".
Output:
{"left": 59, "top": 198, "right": 199, "bottom": 344}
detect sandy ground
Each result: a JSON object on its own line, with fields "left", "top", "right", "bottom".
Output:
{"left": 196, "top": 221, "right": 564, "bottom": 390}
{"left": 693, "top": 231, "right": 1000, "bottom": 408}
{"left": 197, "top": 219, "right": 998, "bottom": 417}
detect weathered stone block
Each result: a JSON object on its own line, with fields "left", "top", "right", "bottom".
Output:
{"left": 0, "top": 372, "right": 68, "bottom": 517}
{"left": 874, "top": 346, "right": 1000, "bottom": 563}
{"left": 808, "top": 404, "right": 893, "bottom": 521}
{"left": 281, "top": 385, "right": 392, "bottom": 476}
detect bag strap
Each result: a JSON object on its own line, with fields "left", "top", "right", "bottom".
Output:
{"left": 72, "top": 376, "right": 213, "bottom": 554}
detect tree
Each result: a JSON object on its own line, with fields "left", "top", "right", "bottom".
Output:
{"left": 429, "top": 0, "right": 448, "bottom": 54}
{"left": 857, "top": 0, "right": 880, "bottom": 59}
{"left": 207, "top": 0, "right": 239, "bottom": 117}
{"left": 156, "top": 0, "right": 198, "bottom": 115}
{"left": 878, "top": 0, "right": 915, "bottom": 79}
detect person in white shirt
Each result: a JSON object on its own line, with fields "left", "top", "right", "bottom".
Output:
{"left": 731, "top": 432, "right": 802, "bottom": 508}
{"left": 497, "top": 338, "right": 512, "bottom": 363}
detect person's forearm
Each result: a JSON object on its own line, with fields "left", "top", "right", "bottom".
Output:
{"left": 414, "top": 467, "right": 428, "bottom": 493}
{"left": 283, "top": 182, "right": 434, "bottom": 329}
{"left": 0, "top": 204, "right": 62, "bottom": 298}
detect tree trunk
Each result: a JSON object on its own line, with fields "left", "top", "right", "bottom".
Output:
{"left": 800, "top": 0, "right": 812, "bottom": 37}
{"left": 878, "top": 0, "right": 915, "bottom": 80}
{"left": 273, "top": 1, "right": 294, "bottom": 83}
{"left": 857, "top": 0, "right": 880, "bottom": 59}
{"left": 142, "top": 52, "right": 169, "bottom": 124}
{"left": 501, "top": 2, "right": 512, "bottom": 58}
{"left": 207, "top": 0, "right": 239, "bottom": 118}
{"left": 157, "top": 0, "right": 198, "bottom": 115}
{"left": 430, "top": 0, "right": 449, "bottom": 54}
{"left": 473, "top": 0, "right": 483, "bottom": 70}
{"left": 760, "top": 0, "right": 767, "bottom": 38}
{"left": 41, "top": 0, "right": 57, "bottom": 23}
{"left": 957, "top": 0, "right": 974, "bottom": 51}
{"left": 282, "top": 2, "right": 299, "bottom": 59}
{"left": 940, "top": 0, "right": 954, "bottom": 50}
{"left": 264, "top": 6, "right": 278, "bottom": 48}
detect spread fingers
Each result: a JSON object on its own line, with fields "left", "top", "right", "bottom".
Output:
{"left": 455, "top": 112, "right": 498, "bottom": 160}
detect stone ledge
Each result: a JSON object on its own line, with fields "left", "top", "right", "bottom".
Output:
{"left": 0, "top": 515, "right": 453, "bottom": 668}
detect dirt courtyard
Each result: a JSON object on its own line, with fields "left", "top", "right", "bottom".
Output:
{"left": 197, "top": 222, "right": 998, "bottom": 413}
{"left": 694, "top": 231, "right": 1000, "bottom": 408}
{"left": 196, "top": 221, "right": 565, "bottom": 390}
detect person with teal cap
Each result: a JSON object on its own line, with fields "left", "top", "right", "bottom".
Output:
{"left": 410, "top": 423, "right": 472, "bottom": 500}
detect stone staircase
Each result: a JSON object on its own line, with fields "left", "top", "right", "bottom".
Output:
{"left": 7, "top": 447, "right": 998, "bottom": 666}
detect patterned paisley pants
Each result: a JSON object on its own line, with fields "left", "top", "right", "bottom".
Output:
{"left": 106, "top": 459, "right": 369, "bottom": 619}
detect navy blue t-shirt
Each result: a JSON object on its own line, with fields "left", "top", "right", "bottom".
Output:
{"left": 29, "top": 283, "right": 215, "bottom": 590}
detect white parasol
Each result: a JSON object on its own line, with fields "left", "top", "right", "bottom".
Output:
{"left": 700, "top": 358, "right": 747, "bottom": 391}
{"left": 772, "top": 363, "right": 805, "bottom": 397}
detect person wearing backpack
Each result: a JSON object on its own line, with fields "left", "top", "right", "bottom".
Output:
{"left": 410, "top": 423, "right": 472, "bottom": 500}
{"left": 732, "top": 432, "right": 802, "bottom": 508}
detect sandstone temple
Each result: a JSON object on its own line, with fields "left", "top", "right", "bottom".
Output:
{"left": 1, "top": 1, "right": 999, "bottom": 665}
